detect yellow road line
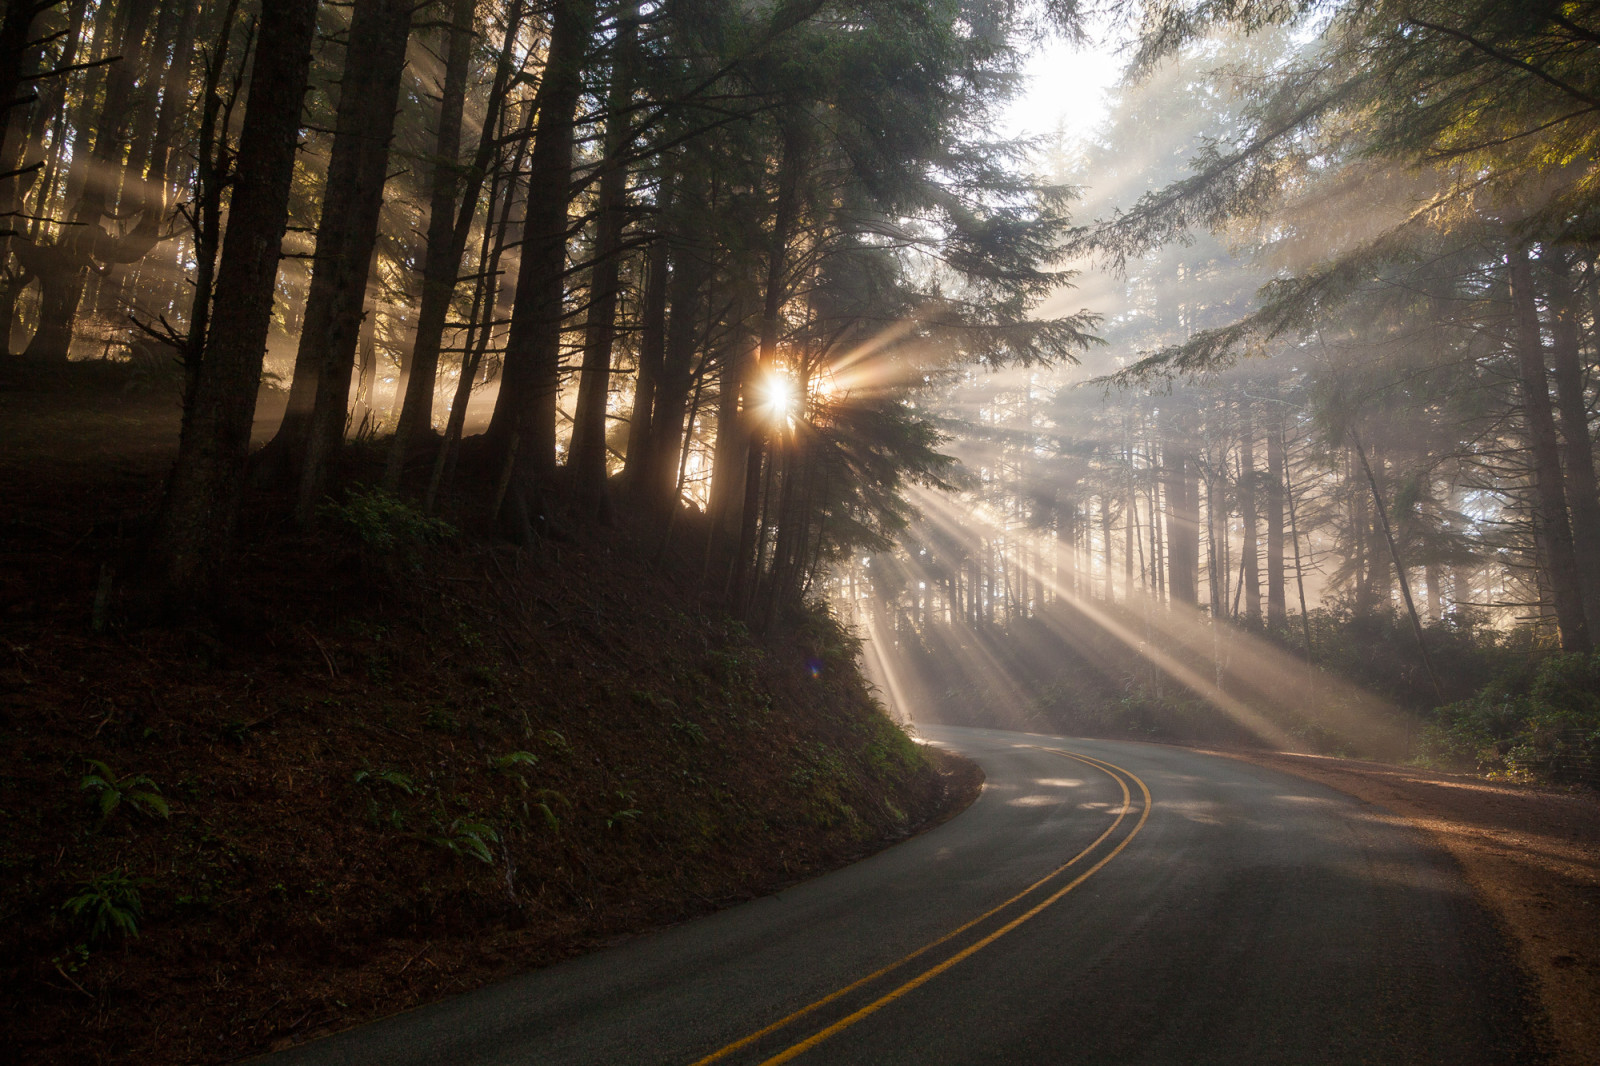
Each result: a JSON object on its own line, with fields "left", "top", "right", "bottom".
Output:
{"left": 755, "top": 751, "right": 1150, "bottom": 1065}
{"left": 690, "top": 748, "right": 1152, "bottom": 1066}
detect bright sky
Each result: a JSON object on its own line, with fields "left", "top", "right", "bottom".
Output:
{"left": 1002, "top": 17, "right": 1127, "bottom": 145}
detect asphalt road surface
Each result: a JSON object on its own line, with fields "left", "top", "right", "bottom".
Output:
{"left": 259, "top": 726, "right": 1541, "bottom": 1065}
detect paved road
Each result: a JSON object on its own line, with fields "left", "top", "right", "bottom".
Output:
{"left": 260, "top": 726, "right": 1541, "bottom": 1065}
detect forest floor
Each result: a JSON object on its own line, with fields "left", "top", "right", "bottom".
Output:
{"left": 1208, "top": 748, "right": 1600, "bottom": 1066}
{"left": 0, "top": 357, "right": 982, "bottom": 1065}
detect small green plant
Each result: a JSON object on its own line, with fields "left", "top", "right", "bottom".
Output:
{"left": 320, "top": 486, "right": 456, "bottom": 560}
{"left": 353, "top": 767, "right": 414, "bottom": 794}
{"left": 529, "top": 788, "right": 569, "bottom": 830}
{"left": 79, "top": 758, "right": 170, "bottom": 824}
{"left": 353, "top": 767, "right": 414, "bottom": 829}
{"left": 427, "top": 816, "right": 500, "bottom": 864}
{"left": 606, "top": 791, "right": 642, "bottom": 829}
{"left": 537, "top": 729, "right": 571, "bottom": 755}
{"left": 62, "top": 869, "right": 147, "bottom": 943}
{"left": 670, "top": 719, "right": 707, "bottom": 745}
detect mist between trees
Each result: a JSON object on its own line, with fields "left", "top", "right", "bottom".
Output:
{"left": 837, "top": 3, "right": 1600, "bottom": 785}
{"left": 2, "top": 0, "right": 1598, "bottom": 782}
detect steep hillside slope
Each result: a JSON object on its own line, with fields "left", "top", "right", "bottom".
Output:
{"left": 0, "top": 359, "right": 975, "bottom": 1064}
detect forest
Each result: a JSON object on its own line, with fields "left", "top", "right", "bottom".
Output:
{"left": 849, "top": 1, "right": 1600, "bottom": 786}
{"left": 0, "top": 0, "right": 1598, "bottom": 1060}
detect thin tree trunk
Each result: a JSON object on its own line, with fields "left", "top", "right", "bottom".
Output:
{"left": 293, "top": 0, "right": 414, "bottom": 523}
{"left": 155, "top": 0, "right": 318, "bottom": 606}
{"left": 486, "top": 0, "right": 593, "bottom": 482}
{"left": 624, "top": 228, "right": 669, "bottom": 486}
{"left": 1545, "top": 252, "right": 1600, "bottom": 632}
{"left": 1352, "top": 430, "right": 1444, "bottom": 701}
{"left": 382, "top": 0, "right": 477, "bottom": 486}
{"left": 1508, "top": 243, "right": 1591, "bottom": 651}
{"left": 568, "top": 3, "right": 640, "bottom": 509}
{"left": 1162, "top": 403, "right": 1198, "bottom": 606}
{"left": 1266, "top": 403, "right": 1287, "bottom": 629}
{"left": 1238, "top": 398, "right": 1260, "bottom": 625}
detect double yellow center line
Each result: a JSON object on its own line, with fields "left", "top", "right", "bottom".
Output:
{"left": 690, "top": 747, "right": 1153, "bottom": 1065}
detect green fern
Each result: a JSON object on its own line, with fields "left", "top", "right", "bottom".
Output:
{"left": 80, "top": 759, "right": 170, "bottom": 824}
{"left": 62, "top": 869, "right": 147, "bottom": 942}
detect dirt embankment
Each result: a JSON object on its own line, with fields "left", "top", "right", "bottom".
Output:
{"left": 1211, "top": 750, "right": 1600, "bottom": 1066}
{"left": 0, "top": 361, "right": 980, "bottom": 1064}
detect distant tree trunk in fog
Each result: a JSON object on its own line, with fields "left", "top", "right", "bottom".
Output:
{"left": 281, "top": 0, "right": 412, "bottom": 521}
{"left": 382, "top": 0, "right": 476, "bottom": 485}
{"left": 1352, "top": 430, "right": 1443, "bottom": 701}
{"left": 1237, "top": 400, "right": 1260, "bottom": 625}
{"left": 568, "top": 5, "right": 641, "bottom": 511}
{"left": 1100, "top": 493, "right": 1115, "bottom": 601}
{"left": 1205, "top": 468, "right": 1225, "bottom": 618}
{"left": 385, "top": 0, "right": 528, "bottom": 490}
{"left": 24, "top": 0, "right": 156, "bottom": 361}
{"left": 707, "top": 310, "right": 753, "bottom": 546}
{"left": 625, "top": 230, "right": 669, "bottom": 488}
{"left": 1508, "top": 244, "right": 1591, "bottom": 651}
{"left": 1350, "top": 446, "right": 1374, "bottom": 615}
{"left": 487, "top": 0, "right": 593, "bottom": 482}
{"left": 643, "top": 234, "right": 709, "bottom": 513}
{"left": 353, "top": 296, "right": 379, "bottom": 432}
{"left": 1265, "top": 406, "right": 1287, "bottom": 629}
{"left": 155, "top": 0, "right": 318, "bottom": 605}
{"left": 1544, "top": 252, "right": 1600, "bottom": 633}
{"left": 1162, "top": 406, "right": 1199, "bottom": 607}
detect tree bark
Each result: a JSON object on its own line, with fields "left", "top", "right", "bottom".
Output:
{"left": 486, "top": 0, "right": 593, "bottom": 482}
{"left": 568, "top": 4, "right": 640, "bottom": 509}
{"left": 154, "top": 0, "right": 318, "bottom": 607}
{"left": 378, "top": 0, "right": 475, "bottom": 480}
{"left": 623, "top": 228, "right": 669, "bottom": 486}
{"left": 384, "top": 0, "right": 524, "bottom": 488}
{"left": 288, "top": 0, "right": 413, "bottom": 521}
{"left": 1162, "top": 403, "right": 1199, "bottom": 606}
{"left": 1508, "top": 243, "right": 1591, "bottom": 651}
{"left": 1265, "top": 402, "right": 1287, "bottom": 629}
{"left": 1237, "top": 397, "right": 1260, "bottom": 625}
{"left": 1544, "top": 251, "right": 1600, "bottom": 633}
{"left": 641, "top": 230, "right": 708, "bottom": 513}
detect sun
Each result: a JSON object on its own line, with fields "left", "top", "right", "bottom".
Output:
{"left": 760, "top": 371, "right": 800, "bottom": 426}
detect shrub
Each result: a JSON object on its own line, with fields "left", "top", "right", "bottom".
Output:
{"left": 320, "top": 486, "right": 455, "bottom": 567}
{"left": 62, "top": 869, "right": 148, "bottom": 943}
{"left": 79, "top": 759, "right": 170, "bottom": 825}
{"left": 1419, "top": 652, "right": 1600, "bottom": 785}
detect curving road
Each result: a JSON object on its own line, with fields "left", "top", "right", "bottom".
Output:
{"left": 260, "top": 726, "right": 1541, "bottom": 1065}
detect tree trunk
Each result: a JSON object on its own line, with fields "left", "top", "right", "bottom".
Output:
{"left": 266, "top": 0, "right": 411, "bottom": 482}
{"left": 291, "top": 0, "right": 413, "bottom": 521}
{"left": 1545, "top": 252, "right": 1600, "bottom": 633}
{"left": 154, "top": 0, "right": 318, "bottom": 606}
{"left": 641, "top": 232, "right": 708, "bottom": 513}
{"left": 486, "top": 0, "right": 593, "bottom": 482}
{"left": 1238, "top": 398, "right": 1260, "bottom": 625}
{"left": 29, "top": 0, "right": 158, "bottom": 360}
{"left": 624, "top": 228, "right": 668, "bottom": 486}
{"left": 1162, "top": 404, "right": 1199, "bottom": 606}
{"left": 1265, "top": 403, "right": 1287, "bottom": 629}
{"left": 1508, "top": 244, "right": 1591, "bottom": 651}
{"left": 733, "top": 115, "right": 804, "bottom": 614}
{"left": 568, "top": 4, "right": 640, "bottom": 510}
{"left": 381, "top": 0, "right": 477, "bottom": 487}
